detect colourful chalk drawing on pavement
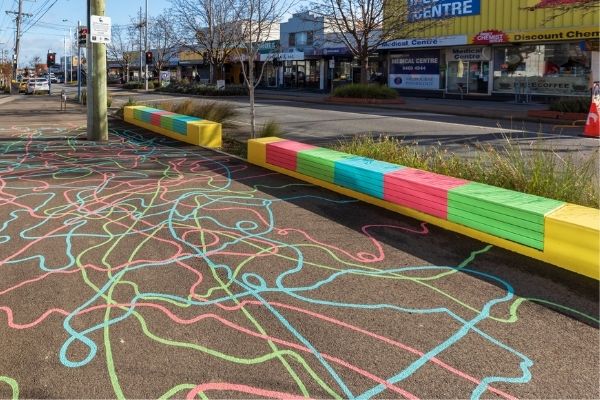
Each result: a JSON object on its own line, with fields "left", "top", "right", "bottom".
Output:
{"left": 0, "top": 126, "right": 597, "bottom": 399}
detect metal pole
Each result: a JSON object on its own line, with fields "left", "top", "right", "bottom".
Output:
{"left": 139, "top": 7, "right": 142, "bottom": 84}
{"left": 88, "top": 0, "right": 108, "bottom": 142}
{"left": 144, "top": 0, "right": 148, "bottom": 91}
{"left": 63, "top": 35, "right": 67, "bottom": 83}
{"left": 69, "top": 27, "right": 73, "bottom": 83}
{"left": 77, "top": 20, "right": 82, "bottom": 102}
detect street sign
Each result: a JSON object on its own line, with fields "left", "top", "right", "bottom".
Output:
{"left": 329, "top": 59, "right": 335, "bottom": 69}
{"left": 90, "top": 15, "right": 111, "bottom": 44}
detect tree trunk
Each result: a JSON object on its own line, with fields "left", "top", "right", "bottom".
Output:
{"left": 210, "top": 62, "right": 215, "bottom": 84}
{"left": 248, "top": 60, "right": 256, "bottom": 139}
{"left": 360, "top": 55, "right": 369, "bottom": 84}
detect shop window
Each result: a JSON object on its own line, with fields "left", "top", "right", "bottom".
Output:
{"left": 492, "top": 43, "right": 591, "bottom": 96}
{"left": 296, "top": 32, "right": 307, "bottom": 46}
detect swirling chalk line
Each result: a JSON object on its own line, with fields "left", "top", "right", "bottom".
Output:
{"left": 0, "top": 127, "right": 596, "bottom": 400}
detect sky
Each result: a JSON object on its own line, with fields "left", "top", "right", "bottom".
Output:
{"left": 0, "top": 0, "right": 171, "bottom": 66}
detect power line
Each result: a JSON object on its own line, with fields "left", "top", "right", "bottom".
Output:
{"left": 22, "top": 0, "right": 59, "bottom": 34}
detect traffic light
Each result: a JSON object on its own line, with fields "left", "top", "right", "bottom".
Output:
{"left": 78, "top": 27, "right": 88, "bottom": 46}
{"left": 47, "top": 52, "right": 56, "bottom": 67}
{"left": 145, "top": 51, "right": 153, "bottom": 65}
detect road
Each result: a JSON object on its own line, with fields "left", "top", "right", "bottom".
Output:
{"left": 0, "top": 94, "right": 598, "bottom": 399}
{"left": 109, "top": 89, "right": 600, "bottom": 160}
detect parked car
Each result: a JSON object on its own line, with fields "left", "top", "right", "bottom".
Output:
{"left": 43, "top": 73, "right": 58, "bottom": 83}
{"left": 27, "top": 78, "right": 50, "bottom": 94}
{"left": 18, "top": 78, "right": 30, "bottom": 93}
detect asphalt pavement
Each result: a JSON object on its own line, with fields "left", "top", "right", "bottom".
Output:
{"left": 0, "top": 95, "right": 598, "bottom": 399}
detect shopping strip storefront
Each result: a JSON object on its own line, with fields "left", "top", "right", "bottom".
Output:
{"left": 381, "top": 0, "right": 599, "bottom": 98}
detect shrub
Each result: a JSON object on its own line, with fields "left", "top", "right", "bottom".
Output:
{"left": 156, "top": 82, "right": 248, "bottom": 96}
{"left": 122, "top": 80, "right": 155, "bottom": 90}
{"left": 123, "top": 81, "right": 142, "bottom": 90}
{"left": 258, "top": 120, "right": 283, "bottom": 138}
{"left": 333, "top": 83, "right": 398, "bottom": 99}
{"left": 334, "top": 135, "right": 599, "bottom": 208}
{"left": 549, "top": 97, "right": 591, "bottom": 113}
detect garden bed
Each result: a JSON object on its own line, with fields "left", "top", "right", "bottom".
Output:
{"left": 527, "top": 110, "right": 587, "bottom": 121}
{"left": 327, "top": 97, "right": 405, "bottom": 105}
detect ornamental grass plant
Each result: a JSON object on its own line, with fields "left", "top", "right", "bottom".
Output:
{"left": 334, "top": 135, "right": 599, "bottom": 208}
{"left": 156, "top": 100, "right": 239, "bottom": 128}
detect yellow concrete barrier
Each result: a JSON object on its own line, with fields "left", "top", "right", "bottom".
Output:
{"left": 544, "top": 204, "right": 600, "bottom": 280}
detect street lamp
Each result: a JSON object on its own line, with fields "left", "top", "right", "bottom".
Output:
{"left": 62, "top": 19, "right": 73, "bottom": 83}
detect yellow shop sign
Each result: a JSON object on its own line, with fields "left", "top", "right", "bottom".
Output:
{"left": 508, "top": 27, "right": 599, "bottom": 43}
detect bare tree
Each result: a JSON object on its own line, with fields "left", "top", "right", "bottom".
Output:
{"left": 170, "top": 0, "right": 241, "bottom": 83}
{"left": 309, "top": 0, "right": 442, "bottom": 84}
{"left": 107, "top": 24, "right": 137, "bottom": 82}
{"left": 230, "top": 0, "right": 295, "bottom": 138}
{"left": 527, "top": 0, "right": 599, "bottom": 20}
{"left": 148, "top": 14, "right": 179, "bottom": 84}
{"left": 30, "top": 56, "right": 45, "bottom": 76}
{"left": 0, "top": 63, "right": 12, "bottom": 88}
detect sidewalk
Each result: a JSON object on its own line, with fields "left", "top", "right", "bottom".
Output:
{"left": 255, "top": 89, "right": 552, "bottom": 123}
{"left": 0, "top": 95, "right": 17, "bottom": 106}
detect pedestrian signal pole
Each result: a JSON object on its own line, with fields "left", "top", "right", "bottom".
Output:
{"left": 87, "top": 0, "right": 108, "bottom": 142}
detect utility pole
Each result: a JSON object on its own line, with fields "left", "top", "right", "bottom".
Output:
{"left": 6, "top": 0, "right": 32, "bottom": 93}
{"left": 144, "top": 0, "right": 148, "bottom": 91}
{"left": 88, "top": 0, "right": 108, "bottom": 142}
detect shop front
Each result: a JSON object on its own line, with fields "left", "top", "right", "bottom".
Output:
{"left": 380, "top": 35, "right": 468, "bottom": 93}
{"left": 445, "top": 46, "right": 491, "bottom": 95}
{"left": 381, "top": 0, "right": 599, "bottom": 98}
{"left": 283, "top": 59, "right": 320, "bottom": 89}
{"left": 389, "top": 49, "right": 442, "bottom": 91}
{"left": 320, "top": 47, "right": 355, "bottom": 90}
{"left": 490, "top": 40, "right": 593, "bottom": 97}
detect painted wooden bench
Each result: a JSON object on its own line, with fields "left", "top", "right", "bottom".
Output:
{"left": 124, "top": 105, "right": 222, "bottom": 148}
{"left": 248, "top": 137, "right": 599, "bottom": 280}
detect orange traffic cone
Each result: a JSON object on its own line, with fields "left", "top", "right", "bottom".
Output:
{"left": 583, "top": 83, "right": 600, "bottom": 138}
{"left": 583, "top": 101, "right": 600, "bottom": 138}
